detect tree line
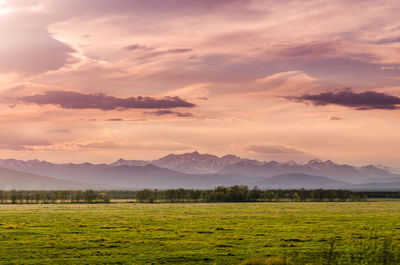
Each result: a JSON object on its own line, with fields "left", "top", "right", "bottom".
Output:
{"left": 0, "top": 190, "right": 110, "bottom": 204}
{"left": 134, "top": 186, "right": 400, "bottom": 203}
{"left": 1, "top": 187, "right": 399, "bottom": 204}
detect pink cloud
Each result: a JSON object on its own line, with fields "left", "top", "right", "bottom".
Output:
{"left": 0, "top": 16, "right": 76, "bottom": 75}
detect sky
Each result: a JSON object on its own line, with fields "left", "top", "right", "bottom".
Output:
{"left": 0, "top": 0, "right": 400, "bottom": 166}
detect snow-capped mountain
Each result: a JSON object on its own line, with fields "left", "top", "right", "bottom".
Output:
{"left": 108, "top": 151, "right": 254, "bottom": 174}
{"left": 152, "top": 151, "right": 249, "bottom": 174}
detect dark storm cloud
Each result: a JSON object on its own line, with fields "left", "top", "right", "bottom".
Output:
{"left": 19, "top": 91, "right": 195, "bottom": 110}
{"left": 286, "top": 89, "right": 400, "bottom": 110}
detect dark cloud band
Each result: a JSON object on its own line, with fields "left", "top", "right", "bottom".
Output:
{"left": 19, "top": 91, "right": 195, "bottom": 110}
{"left": 286, "top": 89, "right": 400, "bottom": 110}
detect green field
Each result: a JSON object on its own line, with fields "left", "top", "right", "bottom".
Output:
{"left": 1, "top": 202, "right": 400, "bottom": 264}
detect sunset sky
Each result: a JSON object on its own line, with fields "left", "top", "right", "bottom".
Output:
{"left": 1, "top": 0, "right": 400, "bottom": 166}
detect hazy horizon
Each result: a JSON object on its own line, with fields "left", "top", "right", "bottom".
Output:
{"left": 1, "top": 0, "right": 400, "bottom": 167}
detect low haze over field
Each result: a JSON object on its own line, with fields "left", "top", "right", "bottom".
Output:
{"left": 1, "top": 0, "right": 400, "bottom": 167}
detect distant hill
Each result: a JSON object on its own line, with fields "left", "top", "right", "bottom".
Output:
{"left": 252, "top": 173, "right": 349, "bottom": 189}
{"left": 0, "top": 167, "right": 110, "bottom": 190}
{"left": 348, "top": 181, "right": 400, "bottom": 191}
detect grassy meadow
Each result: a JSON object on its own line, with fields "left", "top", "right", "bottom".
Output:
{"left": 0, "top": 201, "right": 400, "bottom": 264}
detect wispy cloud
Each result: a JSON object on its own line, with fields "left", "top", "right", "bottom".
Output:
{"left": 278, "top": 40, "right": 339, "bottom": 57}
{"left": 0, "top": 134, "right": 52, "bottom": 151}
{"left": 136, "top": 48, "right": 193, "bottom": 60}
{"left": 78, "top": 141, "right": 121, "bottom": 149}
{"left": 245, "top": 144, "right": 305, "bottom": 154}
{"left": 0, "top": 144, "right": 35, "bottom": 151}
{"left": 78, "top": 141, "right": 192, "bottom": 151}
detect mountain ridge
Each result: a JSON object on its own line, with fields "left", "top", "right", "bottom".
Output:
{"left": 0, "top": 167, "right": 112, "bottom": 190}
{"left": 0, "top": 151, "right": 399, "bottom": 189}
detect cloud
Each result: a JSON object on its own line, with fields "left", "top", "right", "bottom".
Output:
{"left": 246, "top": 144, "right": 305, "bottom": 154}
{"left": 124, "top": 44, "right": 148, "bottom": 51}
{"left": 0, "top": 16, "right": 76, "bottom": 75}
{"left": 374, "top": 36, "right": 400, "bottom": 44}
{"left": 253, "top": 70, "right": 323, "bottom": 96}
{"left": 104, "top": 118, "right": 147, "bottom": 121}
{"left": 78, "top": 141, "right": 192, "bottom": 151}
{"left": 136, "top": 48, "right": 193, "bottom": 60}
{"left": 78, "top": 141, "right": 120, "bottom": 149}
{"left": 48, "top": 128, "right": 72, "bottom": 133}
{"left": 0, "top": 134, "right": 52, "bottom": 151}
{"left": 42, "top": 0, "right": 250, "bottom": 19}
{"left": 19, "top": 91, "right": 195, "bottom": 110}
{"left": 146, "top": 109, "right": 194, "bottom": 117}
{"left": 0, "top": 144, "right": 35, "bottom": 151}
{"left": 330, "top": 116, "right": 342, "bottom": 121}
{"left": 278, "top": 40, "right": 339, "bottom": 57}
{"left": 162, "top": 83, "right": 210, "bottom": 99}
{"left": 0, "top": 136, "right": 51, "bottom": 147}
{"left": 286, "top": 89, "right": 400, "bottom": 110}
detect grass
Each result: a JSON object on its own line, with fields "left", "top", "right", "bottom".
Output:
{"left": 0, "top": 202, "right": 400, "bottom": 264}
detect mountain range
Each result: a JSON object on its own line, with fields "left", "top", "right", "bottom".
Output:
{"left": 0, "top": 151, "right": 399, "bottom": 190}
